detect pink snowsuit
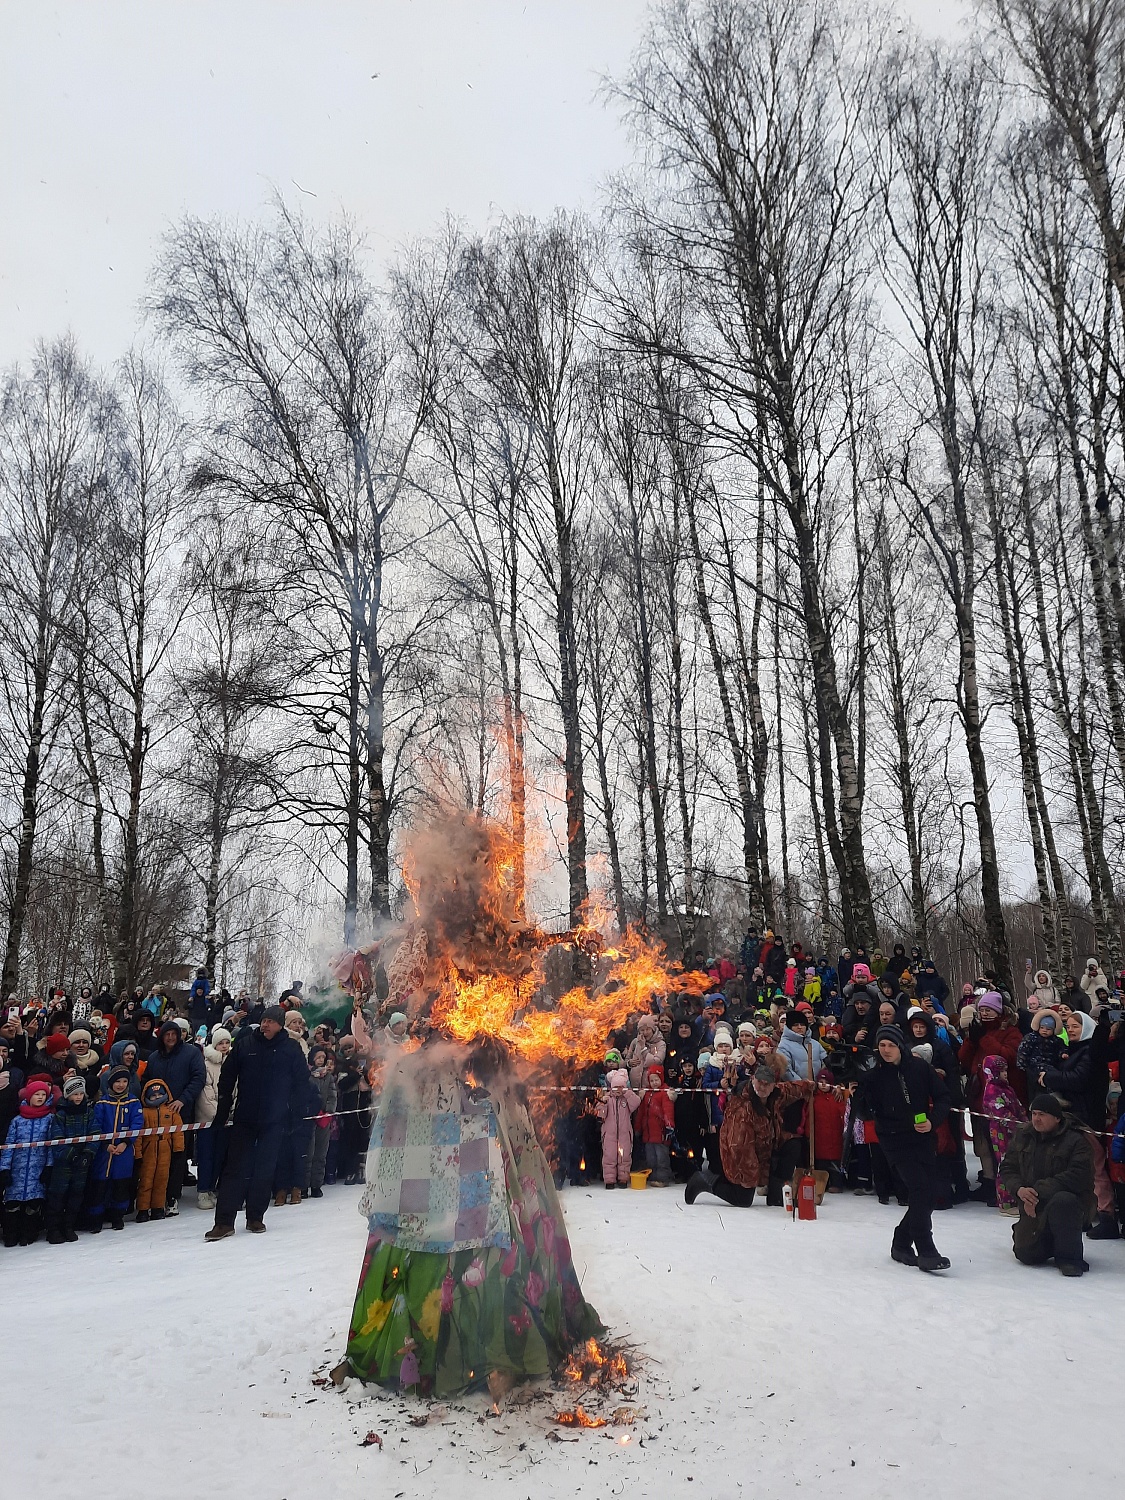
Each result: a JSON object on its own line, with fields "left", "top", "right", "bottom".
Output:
{"left": 596, "top": 1068, "right": 640, "bottom": 1185}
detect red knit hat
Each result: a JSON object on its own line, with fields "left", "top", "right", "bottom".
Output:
{"left": 44, "top": 1034, "right": 71, "bottom": 1056}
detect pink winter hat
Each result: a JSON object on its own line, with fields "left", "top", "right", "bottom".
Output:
{"left": 851, "top": 963, "right": 873, "bottom": 984}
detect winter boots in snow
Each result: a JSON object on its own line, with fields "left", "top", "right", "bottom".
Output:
{"left": 968, "top": 1179, "right": 997, "bottom": 1206}
{"left": 685, "top": 1168, "right": 717, "bottom": 1205}
{"left": 2, "top": 1203, "right": 44, "bottom": 1247}
{"left": 1085, "top": 1212, "right": 1120, "bottom": 1240}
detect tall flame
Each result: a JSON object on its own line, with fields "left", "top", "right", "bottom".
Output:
{"left": 386, "top": 811, "right": 708, "bottom": 1065}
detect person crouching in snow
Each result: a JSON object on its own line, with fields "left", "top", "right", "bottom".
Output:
{"left": 634, "top": 1065, "right": 675, "bottom": 1186}
{"left": 685, "top": 1063, "right": 813, "bottom": 1208}
{"left": 135, "top": 1077, "right": 184, "bottom": 1222}
{"left": 980, "top": 1056, "right": 1027, "bottom": 1215}
{"left": 596, "top": 1062, "right": 639, "bottom": 1188}
{"left": 0, "top": 1078, "right": 57, "bottom": 1246}
{"left": 45, "top": 1075, "right": 98, "bottom": 1242}
{"left": 90, "top": 1065, "right": 144, "bottom": 1232}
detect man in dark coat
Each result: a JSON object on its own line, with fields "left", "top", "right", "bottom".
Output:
{"left": 854, "top": 1025, "right": 951, "bottom": 1272}
{"left": 206, "top": 1006, "right": 312, "bottom": 1239}
{"left": 915, "top": 961, "right": 950, "bottom": 1010}
{"left": 999, "top": 1095, "right": 1095, "bottom": 1276}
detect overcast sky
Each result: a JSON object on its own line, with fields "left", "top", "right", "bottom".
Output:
{"left": 0, "top": 0, "right": 968, "bottom": 368}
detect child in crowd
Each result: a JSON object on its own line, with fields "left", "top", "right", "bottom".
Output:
{"left": 90, "top": 1065, "right": 144, "bottom": 1232}
{"left": 812, "top": 1068, "right": 848, "bottom": 1191}
{"left": 45, "top": 1075, "right": 98, "bottom": 1243}
{"left": 671, "top": 1058, "right": 709, "bottom": 1179}
{"left": 596, "top": 1063, "right": 639, "bottom": 1188}
{"left": 634, "top": 1064, "right": 675, "bottom": 1186}
{"left": 0, "top": 1078, "right": 57, "bottom": 1245}
{"left": 305, "top": 1043, "right": 339, "bottom": 1199}
{"left": 1015, "top": 1010, "right": 1066, "bottom": 1080}
{"left": 135, "top": 1076, "right": 184, "bottom": 1222}
{"left": 980, "top": 1056, "right": 1027, "bottom": 1215}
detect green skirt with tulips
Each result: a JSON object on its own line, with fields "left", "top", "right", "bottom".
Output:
{"left": 345, "top": 1091, "right": 603, "bottom": 1396}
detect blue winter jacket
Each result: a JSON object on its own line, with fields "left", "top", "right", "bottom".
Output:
{"left": 92, "top": 1094, "right": 144, "bottom": 1180}
{"left": 776, "top": 1026, "right": 827, "bottom": 1083}
{"left": 1, "top": 1110, "right": 54, "bottom": 1202}
{"left": 700, "top": 1061, "right": 728, "bottom": 1126}
{"left": 48, "top": 1099, "right": 100, "bottom": 1166}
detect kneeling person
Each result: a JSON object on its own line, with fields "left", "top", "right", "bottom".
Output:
{"left": 999, "top": 1093, "right": 1095, "bottom": 1277}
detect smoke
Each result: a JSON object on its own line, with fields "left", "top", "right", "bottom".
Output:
{"left": 401, "top": 808, "right": 542, "bottom": 977}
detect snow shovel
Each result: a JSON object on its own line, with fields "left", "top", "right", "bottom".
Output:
{"left": 792, "top": 1040, "right": 829, "bottom": 1210}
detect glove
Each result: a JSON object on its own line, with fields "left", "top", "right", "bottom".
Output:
{"left": 0, "top": 1168, "right": 10, "bottom": 1190}
{"left": 663, "top": 1127, "right": 677, "bottom": 1145}
{"left": 316, "top": 1113, "right": 332, "bottom": 1129}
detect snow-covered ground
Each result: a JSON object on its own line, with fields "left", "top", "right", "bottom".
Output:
{"left": 2, "top": 1181, "right": 1117, "bottom": 1498}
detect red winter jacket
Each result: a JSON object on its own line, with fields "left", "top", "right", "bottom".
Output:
{"left": 811, "top": 1089, "right": 847, "bottom": 1161}
{"left": 634, "top": 1074, "right": 675, "bottom": 1144}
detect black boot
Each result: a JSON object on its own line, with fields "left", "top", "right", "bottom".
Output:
{"left": 917, "top": 1250, "right": 951, "bottom": 1272}
{"left": 685, "top": 1169, "right": 717, "bottom": 1206}
{"left": 20, "top": 1206, "right": 44, "bottom": 1246}
{"left": 890, "top": 1235, "right": 917, "bottom": 1266}
{"left": 135, "top": 1210, "right": 151, "bottom": 1224}
{"left": 1085, "top": 1212, "right": 1120, "bottom": 1240}
{"left": 968, "top": 1180, "right": 996, "bottom": 1206}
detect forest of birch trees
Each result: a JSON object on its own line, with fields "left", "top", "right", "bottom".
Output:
{"left": 2, "top": 0, "right": 1125, "bottom": 997}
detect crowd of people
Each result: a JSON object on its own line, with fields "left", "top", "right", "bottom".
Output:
{"left": 2, "top": 935, "right": 1124, "bottom": 1279}
{"left": 556, "top": 931, "right": 1125, "bottom": 1278}
{"left": 0, "top": 971, "right": 393, "bottom": 1245}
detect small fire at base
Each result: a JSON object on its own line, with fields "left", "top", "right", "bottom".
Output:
{"left": 562, "top": 1337, "right": 631, "bottom": 1388}
{"left": 554, "top": 1405, "right": 608, "bottom": 1429}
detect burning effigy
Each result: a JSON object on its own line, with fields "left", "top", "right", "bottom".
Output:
{"left": 338, "top": 810, "right": 702, "bottom": 1401}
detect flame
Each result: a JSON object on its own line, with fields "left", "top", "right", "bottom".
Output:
{"left": 554, "top": 1405, "right": 607, "bottom": 1429}
{"left": 561, "top": 1337, "right": 630, "bottom": 1389}
{"left": 429, "top": 923, "right": 706, "bottom": 1067}
{"left": 386, "top": 810, "right": 708, "bottom": 1065}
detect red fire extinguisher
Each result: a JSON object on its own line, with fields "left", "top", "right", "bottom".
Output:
{"left": 794, "top": 1171, "right": 817, "bottom": 1220}
{"left": 792, "top": 1041, "right": 818, "bottom": 1220}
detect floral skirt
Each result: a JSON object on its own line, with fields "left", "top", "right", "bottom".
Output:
{"left": 346, "top": 1091, "right": 603, "bottom": 1396}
